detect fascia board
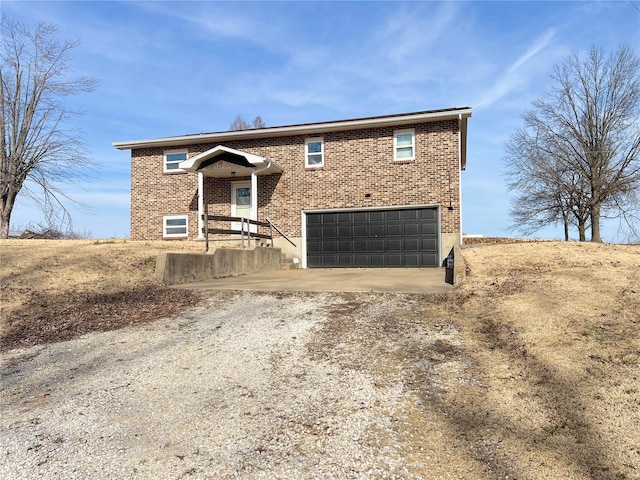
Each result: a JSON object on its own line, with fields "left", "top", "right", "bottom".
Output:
{"left": 113, "top": 108, "right": 473, "bottom": 151}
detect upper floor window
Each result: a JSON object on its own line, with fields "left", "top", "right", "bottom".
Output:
{"left": 305, "top": 137, "right": 324, "bottom": 168}
{"left": 164, "top": 149, "right": 188, "bottom": 173}
{"left": 394, "top": 129, "right": 415, "bottom": 161}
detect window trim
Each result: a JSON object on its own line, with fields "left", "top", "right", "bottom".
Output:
{"left": 305, "top": 137, "right": 324, "bottom": 168}
{"left": 394, "top": 129, "right": 415, "bottom": 161}
{"left": 163, "top": 214, "right": 188, "bottom": 238}
{"left": 163, "top": 149, "right": 188, "bottom": 173}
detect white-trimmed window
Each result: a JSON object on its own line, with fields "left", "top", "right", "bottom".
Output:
{"left": 163, "top": 215, "right": 188, "bottom": 238}
{"left": 305, "top": 137, "right": 324, "bottom": 168}
{"left": 164, "top": 149, "right": 188, "bottom": 173}
{"left": 394, "top": 129, "right": 415, "bottom": 160}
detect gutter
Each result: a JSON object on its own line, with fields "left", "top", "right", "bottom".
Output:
{"left": 113, "top": 107, "right": 473, "bottom": 150}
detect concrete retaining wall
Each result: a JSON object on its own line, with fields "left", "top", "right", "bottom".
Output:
{"left": 444, "top": 243, "right": 466, "bottom": 286}
{"left": 156, "top": 247, "right": 282, "bottom": 285}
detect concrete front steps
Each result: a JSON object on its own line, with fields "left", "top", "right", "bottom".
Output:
{"left": 281, "top": 253, "right": 301, "bottom": 270}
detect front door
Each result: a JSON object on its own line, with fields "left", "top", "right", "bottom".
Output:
{"left": 231, "top": 182, "right": 254, "bottom": 233}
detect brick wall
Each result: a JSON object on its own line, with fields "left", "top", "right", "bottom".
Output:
{"left": 130, "top": 119, "right": 461, "bottom": 240}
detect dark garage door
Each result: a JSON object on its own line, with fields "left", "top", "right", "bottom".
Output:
{"left": 306, "top": 208, "right": 439, "bottom": 268}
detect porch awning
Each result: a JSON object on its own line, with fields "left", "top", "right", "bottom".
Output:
{"left": 179, "top": 145, "right": 284, "bottom": 178}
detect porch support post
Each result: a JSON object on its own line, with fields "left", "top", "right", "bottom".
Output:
{"left": 197, "top": 171, "right": 204, "bottom": 239}
{"left": 251, "top": 170, "right": 258, "bottom": 222}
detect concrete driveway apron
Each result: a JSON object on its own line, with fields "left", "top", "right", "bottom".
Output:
{"left": 175, "top": 268, "right": 453, "bottom": 294}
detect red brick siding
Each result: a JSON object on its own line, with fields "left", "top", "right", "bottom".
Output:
{"left": 130, "top": 120, "right": 461, "bottom": 240}
{"left": 130, "top": 150, "right": 198, "bottom": 239}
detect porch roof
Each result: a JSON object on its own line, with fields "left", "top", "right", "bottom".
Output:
{"left": 179, "top": 145, "right": 284, "bottom": 178}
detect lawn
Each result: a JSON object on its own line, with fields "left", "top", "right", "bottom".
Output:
{"left": 1, "top": 238, "right": 638, "bottom": 478}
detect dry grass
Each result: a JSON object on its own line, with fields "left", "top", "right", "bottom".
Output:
{"left": 0, "top": 238, "right": 204, "bottom": 299}
{"left": 444, "top": 242, "right": 640, "bottom": 479}
{"left": 0, "top": 239, "right": 206, "bottom": 350}
{"left": 1, "top": 238, "right": 639, "bottom": 478}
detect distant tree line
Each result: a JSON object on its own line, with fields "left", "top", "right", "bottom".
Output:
{"left": 230, "top": 115, "right": 266, "bottom": 131}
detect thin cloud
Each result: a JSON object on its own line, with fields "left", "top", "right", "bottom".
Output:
{"left": 379, "top": 3, "right": 459, "bottom": 63}
{"left": 475, "top": 29, "right": 557, "bottom": 109}
{"left": 507, "top": 28, "right": 556, "bottom": 74}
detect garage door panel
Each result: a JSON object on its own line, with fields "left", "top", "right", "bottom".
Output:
{"left": 322, "top": 242, "right": 337, "bottom": 253}
{"left": 404, "top": 238, "right": 419, "bottom": 251}
{"left": 337, "top": 212, "right": 352, "bottom": 223}
{"left": 422, "top": 254, "right": 438, "bottom": 266}
{"left": 307, "top": 241, "right": 321, "bottom": 254}
{"left": 322, "top": 213, "right": 337, "bottom": 224}
{"left": 306, "top": 208, "right": 439, "bottom": 268}
{"left": 371, "top": 239, "right": 385, "bottom": 251}
{"left": 307, "top": 255, "right": 322, "bottom": 267}
{"left": 307, "top": 215, "right": 322, "bottom": 225}
{"left": 387, "top": 210, "right": 401, "bottom": 221}
{"left": 421, "top": 223, "right": 437, "bottom": 235}
{"left": 421, "top": 238, "right": 438, "bottom": 251}
{"left": 338, "top": 255, "right": 353, "bottom": 266}
{"left": 337, "top": 226, "right": 352, "bottom": 237}
{"left": 321, "top": 255, "right": 338, "bottom": 267}
{"left": 404, "top": 254, "right": 420, "bottom": 266}
{"left": 370, "top": 225, "right": 385, "bottom": 237}
{"left": 404, "top": 224, "right": 419, "bottom": 236}
{"left": 353, "top": 240, "right": 368, "bottom": 252}
{"left": 420, "top": 209, "right": 436, "bottom": 220}
{"left": 370, "top": 211, "right": 386, "bottom": 222}
{"left": 402, "top": 209, "right": 419, "bottom": 221}
{"left": 337, "top": 240, "right": 351, "bottom": 252}
{"left": 307, "top": 226, "right": 322, "bottom": 239}
{"left": 370, "top": 254, "right": 385, "bottom": 266}
{"left": 386, "top": 239, "right": 402, "bottom": 251}
{"left": 354, "top": 255, "right": 369, "bottom": 266}
{"left": 387, "top": 224, "right": 402, "bottom": 236}
{"left": 353, "top": 226, "right": 368, "bottom": 237}
{"left": 387, "top": 254, "right": 403, "bottom": 266}
{"left": 322, "top": 226, "right": 337, "bottom": 238}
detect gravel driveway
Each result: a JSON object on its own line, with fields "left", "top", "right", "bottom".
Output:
{"left": 1, "top": 291, "right": 475, "bottom": 479}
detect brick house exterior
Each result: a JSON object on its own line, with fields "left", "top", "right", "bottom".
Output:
{"left": 115, "top": 107, "right": 472, "bottom": 268}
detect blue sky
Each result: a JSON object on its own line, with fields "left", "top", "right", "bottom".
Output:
{"left": 4, "top": 1, "right": 640, "bottom": 240}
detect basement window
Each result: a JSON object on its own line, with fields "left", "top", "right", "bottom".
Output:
{"left": 163, "top": 215, "right": 188, "bottom": 238}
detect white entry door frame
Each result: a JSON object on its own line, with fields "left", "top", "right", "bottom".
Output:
{"left": 231, "top": 181, "right": 256, "bottom": 233}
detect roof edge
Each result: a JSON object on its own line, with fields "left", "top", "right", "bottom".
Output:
{"left": 113, "top": 107, "right": 472, "bottom": 150}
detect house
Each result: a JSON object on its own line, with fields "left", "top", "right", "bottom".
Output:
{"left": 113, "top": 107, "right": 472, "bottom": 268}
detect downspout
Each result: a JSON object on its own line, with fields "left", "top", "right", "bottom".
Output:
{"left": 458, "top": 114, "right": 463, "bottom": 246}
{"left": 251, "top": 161, "right": 272, "bottom": 225}
{"left": 197, "top": 172, "right": 204, "bottom": 239}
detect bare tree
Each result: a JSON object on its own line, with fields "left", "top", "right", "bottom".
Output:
{"left": 230, "top": 114, "right": 251, "bottom": 131}
{"left": 0, "top": 17, "right": 97, "bottom": 238}
{"left": 252, "top": 115, "right": 265, "bottom": 129}
{"left": 230, "top": 114, "right": 266, "bottom": 131}
{"left": 504, "top": 44, "right": 640, "bottom": 242}
{"left": 505, "top": 129, "right": 593, "bottom": 241}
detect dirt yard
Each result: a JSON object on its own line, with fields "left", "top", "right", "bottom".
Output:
{"left": 1, "top": 239, "right": 639, "bottom": 479}
{"left": 0, "top": 239, "right": 205, "bottom": 350}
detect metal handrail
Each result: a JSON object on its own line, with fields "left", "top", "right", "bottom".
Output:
{"left": 265, "top": 217, "right": 297, "bottom": 248}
